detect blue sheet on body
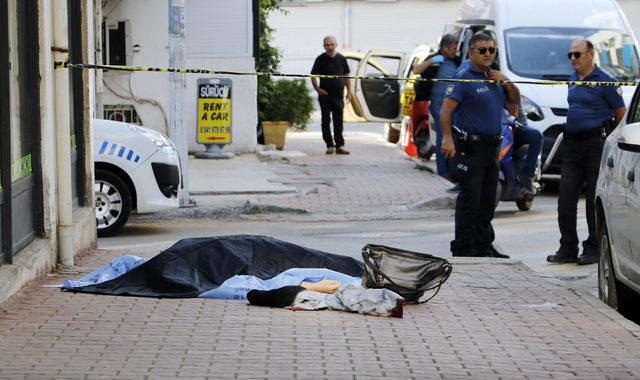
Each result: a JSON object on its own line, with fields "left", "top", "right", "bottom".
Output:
{"left": 63, "top": 255, "right": 361, "bottom": 300}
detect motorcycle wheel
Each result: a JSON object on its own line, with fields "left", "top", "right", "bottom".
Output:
{"left": 415, "top": 129, "right": 433, "bottom": 160}
{"left": 516, "top": 197, "right": 533, "bottom": 211}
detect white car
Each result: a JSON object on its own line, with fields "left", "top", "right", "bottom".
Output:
{"left": 595, "top": 90, "right": 640, "bottom": 312}
{"left": 93, "top": 119, "right": 181, "bottom": 236}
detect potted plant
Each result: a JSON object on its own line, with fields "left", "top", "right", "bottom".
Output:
{"left": 260, "top": 79, "right": 314, "bottom": 150}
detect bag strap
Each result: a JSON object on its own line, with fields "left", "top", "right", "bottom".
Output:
{"left": 362, "top": 246, "right": 397, "bottom": 286}
{"left": 417, "top": 262, "right": 453, "bottom": 304}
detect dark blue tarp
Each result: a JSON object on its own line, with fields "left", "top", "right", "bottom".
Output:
{"left": 63, "top": 235, "right": 364, "bottom": 298}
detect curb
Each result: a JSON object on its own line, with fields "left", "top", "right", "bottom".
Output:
{"left": 132, "top": 200, "right": 309, "bottom": 222}
{"left": 410, "top": 194, "right": 456, "bottom": 210}
{"left": 573, "top": 288, "right": 640, "bottom": 338}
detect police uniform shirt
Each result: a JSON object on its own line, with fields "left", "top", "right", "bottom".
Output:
{"left": 311, "top": 53, "right": 350, "bottom": 97}
{"left": 445, "top": 64, "right": 505, "bottom": 136}
{"left": 566, "top": 66, "right": 624, "bottom": 133}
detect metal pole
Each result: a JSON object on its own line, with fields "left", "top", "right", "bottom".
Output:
{"left": 168, "top": 0, "right": 190, "bottom": 206}
{"left": 0, "top": 0, "right": 13, "bottom": 264}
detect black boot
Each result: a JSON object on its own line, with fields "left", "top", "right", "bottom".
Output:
{"left": 546, "top": 250, "right": 578, "bottom": 264}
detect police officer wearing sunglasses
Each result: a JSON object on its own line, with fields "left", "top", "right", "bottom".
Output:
{"left": 440, "top": 31, "right": 521, "bottom": 258}
{"left": 547, "top": 38, "right": 626, "bottom": 265}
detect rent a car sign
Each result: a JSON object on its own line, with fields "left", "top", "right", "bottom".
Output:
{"left": 197, "top": 78, "right": 232, "bottom": 144}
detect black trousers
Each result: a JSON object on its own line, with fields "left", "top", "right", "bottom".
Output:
{"left": 451, "top": 142, "right": 500, "bottom": 256}
{"left": 557, "top": 136, "right": 604, "bottom": 256}
{"left": 318, "top": 95, "right": 344, "bottom": 148}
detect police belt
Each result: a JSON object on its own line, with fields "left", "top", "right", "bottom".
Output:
{"left": 465, "top": 134, "right": 502, "bottom": 143}
{"left": 564, "top": 127, "right": 605, "bottom": 141}
{"left": 454, "top": 132, "right": 502, "bottom": 156}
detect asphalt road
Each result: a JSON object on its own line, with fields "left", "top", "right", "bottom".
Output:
{"left": 99, "top": 189, "right": 597, "bottom": 297}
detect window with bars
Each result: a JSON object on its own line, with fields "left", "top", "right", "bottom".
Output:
{"left": 103, "top": 104, "right": 142, "bottom": 125}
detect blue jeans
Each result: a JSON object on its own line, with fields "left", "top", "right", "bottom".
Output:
{"left": 431, "top": 106, "right": 456, "bottom": 177}
{"left": 513, "top": 123, "right": 543, "bottom": 179}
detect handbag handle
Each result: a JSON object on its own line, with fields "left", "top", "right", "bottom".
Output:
{"left": 362, "top": 246, "right": 453, "bottom": 303}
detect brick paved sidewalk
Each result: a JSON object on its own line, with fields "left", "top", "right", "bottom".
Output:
{"left": 255, "top": 128, "right": 454, "bottom": 215}
{"left": 1, "top": 248, "right": 639, "bottom": 379}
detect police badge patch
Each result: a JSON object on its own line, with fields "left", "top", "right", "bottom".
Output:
{"left": 446, "top": 84, "right": 454, "bottom": 96}
{"left": 617, "top": 87, "right": 623, "bottom": 96}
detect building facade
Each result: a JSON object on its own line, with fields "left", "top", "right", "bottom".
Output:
{"left": 270, "top": 0, "right": 640, "bottom": 76}
{"left": 99, "top": 0, "right": 259, "bottom": 155}
{"left": 0, "top": 0, "right": 97, "bottom": 304}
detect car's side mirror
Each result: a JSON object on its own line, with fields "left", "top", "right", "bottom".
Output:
{"left": 526, "top": 112, "right": 542, "bottom": 122}
{"left": 618, "top": 122, "right": 640, "bottom": 153}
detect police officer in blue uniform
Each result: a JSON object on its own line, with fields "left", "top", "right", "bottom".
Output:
{"left": 547, "top": 38, "right": 626, "bottom": 265}
{"left": 440, "top": 32, "right": 521, "bottom": 258}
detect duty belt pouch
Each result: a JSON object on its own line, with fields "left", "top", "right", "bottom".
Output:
{"left": 361, "top": 244, "right": 453, "bottom": 304}
{"left": 452, "top": 127, "right": 469, "bottom": 155}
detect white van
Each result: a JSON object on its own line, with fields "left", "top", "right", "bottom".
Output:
{"left": 353, "top": 0, "right": 640, "bottom": 176}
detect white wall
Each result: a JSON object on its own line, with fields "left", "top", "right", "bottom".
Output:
{"left": 269, "top": 0, "right": 460, "bottom": 75}
{"left": 101, "top": 0, "right": 170, "bottom": 135}
{"left": 184, "top": 0, "right": 256, "bottom": 153}
{"left": 101, "top": 0, "right": 257, "bottom": 154}
{"left": 270, "top": 0, "right": 640, "bottom": 76}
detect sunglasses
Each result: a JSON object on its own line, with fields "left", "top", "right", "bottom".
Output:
{"left": 567, "top": 51, "right": 584, "bottom": 59}
{"left": 475, "top": 47, "right": 496, "bottom": 55}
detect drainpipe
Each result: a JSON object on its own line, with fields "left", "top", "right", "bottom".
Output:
{"left": 53, "top": 0, "right": 74, "bottom": 266}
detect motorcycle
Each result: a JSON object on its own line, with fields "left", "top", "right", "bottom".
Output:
{"left": 496, "top": 110, "right": 542, "bottom": 211}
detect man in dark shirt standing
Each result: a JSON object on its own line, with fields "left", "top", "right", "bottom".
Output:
{"left": 440, "top": 32, "right": 520, "bottom": 258}
{"left": 311, "top": 36, "right": 352, "bottom": 155}
{"left": 547, "top": 38, "right": 626, "bottom": 265}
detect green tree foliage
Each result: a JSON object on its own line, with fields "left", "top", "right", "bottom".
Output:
{"left": 257, "top": 0, "right": 281, "bottom": 122}
{"left": 257, "top": 0, "right": 313, "bottom": 128}
{"left": 256, "top": 0, "right": 281, "bottom": 74}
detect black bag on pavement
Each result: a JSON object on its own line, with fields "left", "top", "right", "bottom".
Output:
{"left": 361, "top": 244, "right": 452, "bottom": 304}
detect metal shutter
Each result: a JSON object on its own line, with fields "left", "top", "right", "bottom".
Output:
{"left": 269, "top": 0, "right": 459, "bottom": 75}
{"left": 269, "top": 2, "right": 344, "bottom": 75}
{"left": 185, "top": 0, "right": 253, "bottom": 58}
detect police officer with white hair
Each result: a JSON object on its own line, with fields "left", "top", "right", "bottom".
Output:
{"left": 440, "top": 31, "right": 520, "bottom": 258}
{"left": 547, "top": 38, "right": 626, "bottom": 265}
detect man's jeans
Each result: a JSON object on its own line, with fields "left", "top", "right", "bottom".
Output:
{"left": 431, "top": 107, "right": 456, "bottom": 177}
{"left": 513, "top": 123, "right": 543, "bottom": 180}
{"left": 319, "top": 95, "right": 344, "bottom": 148}
{"left": 557, "top": 137, "right": 604, "bottom": 255}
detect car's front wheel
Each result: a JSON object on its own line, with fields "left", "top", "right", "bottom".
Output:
{"left": 599, "top": 225, "right": 619, "bottom": 310}
{"left": 95, "top": 169, "right": 132, "bottom": 237}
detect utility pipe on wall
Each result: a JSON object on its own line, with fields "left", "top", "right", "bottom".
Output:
{"left": 168, "top": 0, "right": 190, "bottom": 207}
{"left": 53, "top": 0, "right": 74, "bottom": 266}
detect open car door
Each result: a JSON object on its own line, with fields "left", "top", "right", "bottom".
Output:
{"left": 354, "top": 50, "right": 405, "bottom": 123}
{"left": 341, "top": 51, "right": 367, "bottom": 122}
